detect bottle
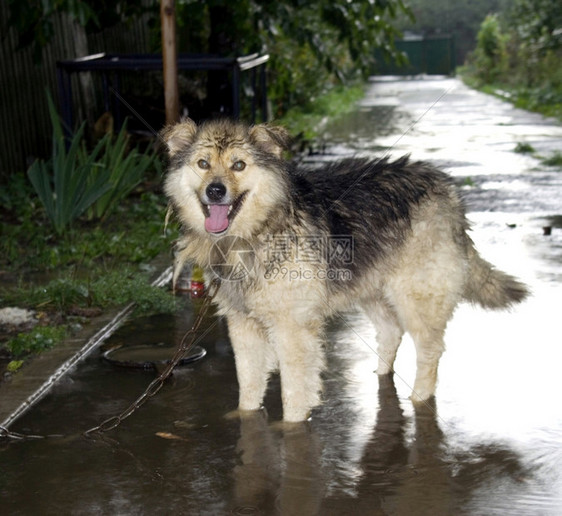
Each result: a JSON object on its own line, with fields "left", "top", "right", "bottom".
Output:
{"left": 190, "top": 265, "right": 205, "bottom": 297}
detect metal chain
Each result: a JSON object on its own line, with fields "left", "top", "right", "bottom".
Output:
{"left": 0, "top": 426, "right": 46, "bottom": 441}
{"left": 0, "top": 278, "right": 221, "bottom": 441}
{"left": 84, "top": 277, "right": 221, "bottom": 436}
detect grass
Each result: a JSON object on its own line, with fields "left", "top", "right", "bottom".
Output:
{"left": 541, "top": 151, "right": 562, "bottom": 167}
{"left": 511, "top": 143, "right": 561, "bottom": 170}
{"left": 278, "top": 84, "right": 365, "bottom": 142}
{"left": 6, "top": 326, "right": 67, "bottom": 358}
{"left": 514, "top": 142, "right": 535, "bottom": 154}
{"left": 0, "top": 166, "right": 180, "bottom": 362}
{"left": 459, "top": 72, "right": 562, "bottom": 124}
{"left": 1, "top": 179, "right": 174, "bottom": 272}
{"left": 3, "top": 269, "right": 178, "bottom": 315}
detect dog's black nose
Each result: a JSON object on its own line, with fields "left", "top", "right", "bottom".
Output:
{"left": 206, "top": 182, "right": 227, "bottom": 202}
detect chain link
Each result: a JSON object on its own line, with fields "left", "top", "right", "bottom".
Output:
{"left": 1, "top": 278, "right": 221, "bottom": 442}
{"left": 84, "top": 277, "right": 221, "bottom": 437}
{"left": 0, "top": 425, "right": 45, "bottom": 440}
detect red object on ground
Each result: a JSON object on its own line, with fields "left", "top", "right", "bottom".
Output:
{"left": 190, "top": 281, "right": 205, "bottom": 298}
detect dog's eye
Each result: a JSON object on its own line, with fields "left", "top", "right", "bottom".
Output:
{"left": 232, "top": 160, "right": 246, "bottom": 171}
{"left": 197, "top": 159, "right": 210, "bottom": 169}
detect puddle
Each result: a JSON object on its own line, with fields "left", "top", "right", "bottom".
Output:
{"left": 2, "top": 77, "right": 562, "bottom": 514}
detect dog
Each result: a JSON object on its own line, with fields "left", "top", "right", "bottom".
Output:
{"left": 161, "top": 118, "right": 529, "bottom": 422}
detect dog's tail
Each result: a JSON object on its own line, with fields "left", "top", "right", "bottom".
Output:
{"left": 463, "top": 244, "right": 530, "bottom": 309}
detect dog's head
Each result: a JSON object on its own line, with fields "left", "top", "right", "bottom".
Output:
{"left": 162, "top": 118, "right": 291, "bottom": 239}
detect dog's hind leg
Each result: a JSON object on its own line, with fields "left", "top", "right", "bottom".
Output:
{"left": 387, "top": 205, "right": 465, "bottom": 403}
{"left": 410, "top": 326, "right": 447, "bottom": 403}
{"left": 227, "top": 313, "right": 274, "bottom": 412}
{"left": 393, "top": 292, "right": 456, "bottom": 403}
{"left": 361, "top": 299, "right": 404, "bottom": 375}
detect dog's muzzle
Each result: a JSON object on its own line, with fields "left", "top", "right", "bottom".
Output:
{"left": 206, "top": 182, "right": 227, "bottom": 202}
{"left": 201, "top": 183, "right": 247, "bottom": 234}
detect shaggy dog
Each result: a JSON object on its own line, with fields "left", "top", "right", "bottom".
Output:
{"left": 161, "top": 118, "right": 528, "bottom": 422}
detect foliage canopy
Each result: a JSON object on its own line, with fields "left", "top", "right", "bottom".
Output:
{"left": 7, "top": 0, "right": 411, "bottom": 116}
{"left": 462, "top": 0, "right": 562, "bottom": 121}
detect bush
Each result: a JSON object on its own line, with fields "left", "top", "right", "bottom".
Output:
{"left": 2, "top": 269, "right": 177, "bottom": 316}
{"left": 462, "top": 6, "right": 562, "bottom": 122}
{"left": 27, "top": 93, "right": 112, "bottom": 235}
{"left": 86, "top": 121, "right": 161, "bottom": 222}
{"left": 27, "top": 93, "right": 161, "bottom": 235}
{"left": 470, "top": 14, "right": 508, "bottom": 84}
{"left": 6, "top": 326, "right": 67, "bottom": 358}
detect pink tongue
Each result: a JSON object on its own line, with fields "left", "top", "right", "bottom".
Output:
{"left": 205, "top": 204, "right": 230, "bottom": 233}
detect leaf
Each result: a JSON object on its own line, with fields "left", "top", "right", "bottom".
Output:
{"left": 155, "top": 432, "right": 188, "bottom": 441}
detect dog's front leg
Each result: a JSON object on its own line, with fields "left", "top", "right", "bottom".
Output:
{"left": 269, "top": 319, "right": 325, "bottom": 422}
{"left": 227, "top": 313, "right": 273, "bottom": 412}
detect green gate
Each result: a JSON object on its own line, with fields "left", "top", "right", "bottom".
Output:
{"left": 374, "top": 36, "right": 455, "bottom": 75}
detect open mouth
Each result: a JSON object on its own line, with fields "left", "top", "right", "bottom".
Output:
{"left": 202, "top": 191, "right": 247, "bottom": 234}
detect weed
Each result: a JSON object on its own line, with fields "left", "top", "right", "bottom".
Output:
{"left": 86, "top": 121, "right": 161, "bottom": 221}
{"left": 27, "top": 92, "right": 112, "bottom": 235}
{"left": 541, "top": 151, "right": 562, "bottom": 167}
{"left": 279, "top": 85, "right": 365, "bottom": 141}
{"left": 26, "top": 92, "right": 162, "bottom": 235}
{"left": 514, "top": 142, "right": 535, "bottom": 154}
{"left": 6, "top": 360, "right": 24, "bottom": 373}
{"left": 1, "top": 190, "right": 175, "bottom": 273}
{"left": 6, "top": 326, "right": 67, "bottom": 358}
{"left": 2, "top": 269, "right": 178, "bottom": 317}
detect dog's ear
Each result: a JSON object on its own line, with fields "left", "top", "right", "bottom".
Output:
{"left": 249, "top": 124, "right": 291, "bottom": 158}
{"left": 160, "top": 118, "right": 198, "bottom": 156}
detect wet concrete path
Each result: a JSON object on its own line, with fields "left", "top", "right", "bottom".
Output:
{"left": 2, "top": 76, "right": 562, "bottom": 514}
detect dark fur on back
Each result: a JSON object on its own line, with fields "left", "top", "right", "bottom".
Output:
{"left": 288, "top": 156, "right": 455, "bottom": 280}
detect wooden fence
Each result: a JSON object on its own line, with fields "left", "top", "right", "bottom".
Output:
{"left": 0, "top": 5, "right": 151, "bottom": 180}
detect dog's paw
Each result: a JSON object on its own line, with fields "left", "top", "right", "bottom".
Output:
{"left": 281, "top": 406, "right": 312, "bottom": 423}
{"left": 269, "top": 419, "right": 310, "bottom": 433}
{"left": 410, "top": 389, "right": 436, "bottom": 405}
{"left": 224, "top": 407, "right": 266, "bottom": 420}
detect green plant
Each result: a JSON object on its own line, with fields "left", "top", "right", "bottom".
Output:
{"left": 541, "top": 151, "right": 562, "bottom": 167}
{"left": 514, "top": 142, "right": 535, "bottom": 154}
{"left": 2, "top": 268, "right": 177, "bottom": 317}
{"left": 6, "top": 326, "right": 67, "bottom": 358}
{"left": 0, "top": 185, "right": 173, "bottom": 273}
{"left": 85, "top": 270, "right": 178, "bottom": 315}
{"left": 6, "top": 360, "right": 24, "bottom": 373}
{"left": 0, "top": 172, "right": 33, "bottom": 213}
{"left": 87, "top": 122, "right": 161, "bottom": 221}
{"left": 279, "top": 85, "right": 365, "bottom": 140}
{"left": 471, "top": 14, "right": 508, "bottom": 83}
{"left": 27, "top": 92, "right": 112, "bottom": 235}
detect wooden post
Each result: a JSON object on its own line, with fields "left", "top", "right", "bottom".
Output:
{"left": 161, "top": 0, "right": 180, "bottom": 124}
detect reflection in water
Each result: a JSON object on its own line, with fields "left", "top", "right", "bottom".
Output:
{"left": 228, "top": 374, "right": 530, "bottom": 515}
{"left": 0, "top": 298, "right": 558, "bottom": 513}
{"left": 233, "top": 413, "right": 323, "bottom": 515}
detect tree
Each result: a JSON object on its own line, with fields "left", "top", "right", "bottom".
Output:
{"left": 6, "top": 0, "right": 151, "bottom": 62}
{"left": 471, "top": 14, "right": 508, "bottom": 83}
{"left": 391, "top": 0, "right": 510, "bottom": 65}
{"left": 6, "top": 0, "right": 412, "bottom": 118}
{"left": 196, "top": 0, "right": 411, "bottom": 115}
{"left": 504, "top": 0, "right": 562, "bottom": 53}
{"left": 161, "top": 0, "right": 179, "bottom": 124}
